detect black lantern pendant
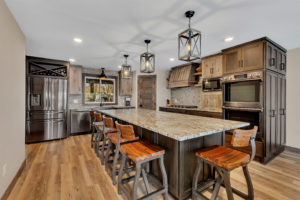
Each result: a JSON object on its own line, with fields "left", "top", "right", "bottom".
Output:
{"left": 121, "top": 54, "right": 131, "bottom": 78}
{"left": 140, "top": 39, "right": 155, "bottom": 73}
{"left": 178, "top": 10, "right": 201, "bottom": 61}
{"left": 98, "top": 68, "right": 107, "bottom": 79}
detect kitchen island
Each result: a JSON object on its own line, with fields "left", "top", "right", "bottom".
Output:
{"left": 99, "top": 109, "right": 248, "bottom": 200}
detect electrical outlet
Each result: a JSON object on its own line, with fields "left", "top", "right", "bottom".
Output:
{"left": 2, "top": 163, "right": 7, "bottom": 177}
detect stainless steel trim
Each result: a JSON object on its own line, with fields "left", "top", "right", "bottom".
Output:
{"left": 223, "top": 106, "right": 263, "bottom": 112}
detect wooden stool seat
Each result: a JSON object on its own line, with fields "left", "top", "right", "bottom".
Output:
{"left": 107, "top": 132, "right": 139, "bottom": 145}
{"left": 121, "top": 140, "right": 165, "bottom": 162}
{"left": 196, "top": 145, "right": 250, "bottom": 170}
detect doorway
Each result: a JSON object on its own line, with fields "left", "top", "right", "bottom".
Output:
{"left": 138, "top": 75, "right": 156, "bottom": 110}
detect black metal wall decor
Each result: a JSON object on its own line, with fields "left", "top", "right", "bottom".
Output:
{"left": 140, "top": 39, "right": 155, "bottom": 73}
{"left": 99, "top": 68, "right": 107, "bottom": 79}
{"left": 178, "top": 10, "right": 201, "bottom": 61}
{"left": 121, "top": 54, "right": 131, "bottom": 78}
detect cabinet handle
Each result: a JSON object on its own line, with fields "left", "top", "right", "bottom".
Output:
{"left": 241, "top": 60, "right": 243, "bottom": 67}
{"left": 280, "top": 108, "right": 286, "bottom": 115}
{"left": 238, "top": 60, "right": 241, "bottom": 67}
{"left": 271, "top": 109, "right": 276, "bottom": 117}
{"left": 270, "top": 58, "right": 275, "bottom": 66}
{"left": 280, "top": 63, "right": 285, "bottom": 70}
{"left": 212, "top": 68, "right": 214, "bottom": 74}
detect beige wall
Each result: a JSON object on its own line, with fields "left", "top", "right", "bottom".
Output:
{"left": 286, "top": 48, "right": 300, "bottom": 149}
{"left": 0, "top": 0, "right": 26, "bottom": 197}
{"left": 131, "top": 69, "right": 171, "bottom": 110}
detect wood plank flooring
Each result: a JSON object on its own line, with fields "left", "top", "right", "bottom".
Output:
{"left": 4, "top": 134, "right": 300, "bottom": 200}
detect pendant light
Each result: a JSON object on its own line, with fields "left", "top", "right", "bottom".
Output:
{"left": 178, "top": 10, "right": 201, "bottom": 61}
{"left": 98, "top": 68, "right": 107, "bottom": 79}
{"left": 121, "top": 54, "right": 131, "bottom": 78}
{"left": 140, "top": 39, "right": 155, "bottom": 73}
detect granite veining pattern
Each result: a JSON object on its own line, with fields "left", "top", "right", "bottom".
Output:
{"left": 99, "top": 109, "right": 249, "bottom": 141}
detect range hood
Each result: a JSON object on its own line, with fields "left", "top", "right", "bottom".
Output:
{"left": 168, "top": 63, "right": 198, "bottom": 88}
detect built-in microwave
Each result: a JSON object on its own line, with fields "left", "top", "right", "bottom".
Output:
{"left": 202, "top": 78, "right": 221, "bottom": 92}
{"left": 223, "top": 71, "right": 263, "bottom": 109}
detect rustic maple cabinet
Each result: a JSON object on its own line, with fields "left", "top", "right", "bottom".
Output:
{"left": 119, "top": 72, "right": 132, "bottom": 96}
{"left": 202, "top": 54, "right": 223, "bottom": 78}
{"left": 200, "top": 91, "right": 222, "bottom": 112}
{"left": 69, "top": 65, "right": 82, "bottom": 94}
{"left": 266, "top": 42, "right": 287, "bottom": 75}
{"left": 223, "top": 41, "right": 264, "bottom": 74}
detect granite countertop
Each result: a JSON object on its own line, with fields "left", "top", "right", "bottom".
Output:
{"left": 100, "top": 109, "right": 248, "bottom": 141}
{"left": 159, "top": 106, "right": 222, "bottom": 113}
{"left": 70, "top": 106, "right": 135, "bottom": 112}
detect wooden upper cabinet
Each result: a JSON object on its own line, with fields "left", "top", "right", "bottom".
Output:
{"left": 223, "top": 47, "right": 241, "bottom": 75}
{"left": 223, "top": 41, "right": 264, "bottom": 74}
{"left": 202, "top": 54, "right": 223, "bottom": 78}
{"left": 69, "top": 65, "right": 82, "bottom": 94}
{"left": 241, "top": 41, "right": 264, "bottom": 71}
{"left": 266, "top": 41, "right": 287, "bottom": 75}
{"left": 119, "top": 72, "right": 132, "bottom": 96}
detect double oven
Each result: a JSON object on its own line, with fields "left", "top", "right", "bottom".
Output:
{"left": 223, "top": 71, "right": 264, "bottom": 139}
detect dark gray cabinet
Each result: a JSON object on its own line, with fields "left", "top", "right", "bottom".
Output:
{"left": 265, "top": 70, "right": 286, "bottom": 161}
{"left": 266, "top": 42, "right": 286, "bottom": 75}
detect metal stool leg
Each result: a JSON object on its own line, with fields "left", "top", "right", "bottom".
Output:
{"left": 141, "top": 164, "right": 151, "bottom": 194}
{"left": 159, "top": 156, "right": 168, "bottom": 200}
{"left": 91, "top": 125, "right": 95, "bottom": 148}
{"left": 118, "top": 154, "right": 127, "bottom": 195}
{"left": 243, "top": 165, "right": 254, "bottom": 200}
{"left": 100, "top": 134, "right": 107, "bottom": 165}
{"left": 210, "top": 168, "right": 223, "bottom": 200}
{"left": 223, "top": 170, "right": 234, "bottom": 200}
{"left": 112, "top": 145, "right": 120, "bottom": 185}
{"left": 192, "top": 157, "right": 203, "bottom": 200}
{"left": 132, "top": 162, "right": 142, "bottom": 200}
{"left": 105, "top": 140, "right": 112, "bottom": 172}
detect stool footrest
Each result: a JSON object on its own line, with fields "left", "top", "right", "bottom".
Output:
{"left": 193, "top": 191, "right": 209, "bottom": 200}
{"left": 121, "top": 175, "right": 136, "bottom": 184}
{"left": 221, "top": 184, "right": 249, "bottom": 199}
{"left": 139, "top": 188, "right": 167, "bottom": 200}
{"left": 196, "top": 179, "right": 216, "bottom": 193}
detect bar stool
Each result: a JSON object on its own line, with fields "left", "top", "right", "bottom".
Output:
{"left": 118, "top": 140, "right": 168, "bottom": 200}
{"left": 97, "top": 116, "right": 118, "bottom": 165}
{"left": 192, "top": 126, "right": 258, "bottom": 200}
{"left": 93, "top": 113, "right": 104, "bottom": 153}
{"left": 105, "top": 121, "right": 139, "bottom": 185}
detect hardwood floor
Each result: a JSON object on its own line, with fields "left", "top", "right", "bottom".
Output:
{"left": 5, "top": 134, "right": 300, "bottom": 200}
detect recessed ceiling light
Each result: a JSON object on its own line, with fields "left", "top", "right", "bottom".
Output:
{"left": 169, "top": 58, "right": 175, "bottom": 61}
{"left": 118, "top": 65, "right": 122, "bottom": 69}
{"left": 73, "top": 37, "right": 82, "bottom": 43}
{"left": 69, "top": 58, "right": 75, "bottom": 63}
{"left": 224, "top": 37, "right": 234, "bottom": 42}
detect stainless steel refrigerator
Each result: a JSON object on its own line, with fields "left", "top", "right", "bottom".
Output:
{"left": 26, "top": 76, "right": 68, "bottom": 143}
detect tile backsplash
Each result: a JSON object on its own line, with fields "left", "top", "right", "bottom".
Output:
{"left": 171, "top": 86, "right": 203, "bottom": 108}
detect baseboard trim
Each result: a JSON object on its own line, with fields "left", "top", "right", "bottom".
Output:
{"left": 0, "top": 159, "right": 26, "bottom": 200}
{"left": 285, "top": 145, "right": 300, "bottom": 153}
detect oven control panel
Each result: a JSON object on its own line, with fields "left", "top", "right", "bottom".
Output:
{"left": 223, "top": 71, "right": 263, "bottom": 82}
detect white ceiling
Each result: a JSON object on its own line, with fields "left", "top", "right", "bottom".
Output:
{"left": 5, "top": 0, "right": 300, "bottom": 70}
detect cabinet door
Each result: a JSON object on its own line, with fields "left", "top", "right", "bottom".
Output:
{"left": 277, "top": 51, "right": 287, "bottom": 75}
{"left": 212, "top": 55, "right": 223, "bottom": 78}
{"left": 266, "top": 43, "right": 278, "bottom": 72}
{"left": 265, "top": 71, "right": 278, "bottom": 157}
{"left": 202, "top": 58, "right": 211, "bottom": 79}
{"left": 241, "top": 41, "right": 264, "bottom": 71}
{"left": 223, "top": 48, "right": 241, "bottom": 74}
{"left": 201, "top": 91, "right": 222, "bottom": 112}
{"left": 119, "top": 76, "right": 132, "bottom": 96}
{"left": 278, "top": 75, "right": 286, "bottom": 146}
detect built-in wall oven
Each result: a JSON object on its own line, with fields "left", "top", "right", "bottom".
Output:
{"left": 223, "top": 71, "right": 264, "bottom": 109}
{"left": 202, "top": 78, "right": 221, "bottom": 92}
